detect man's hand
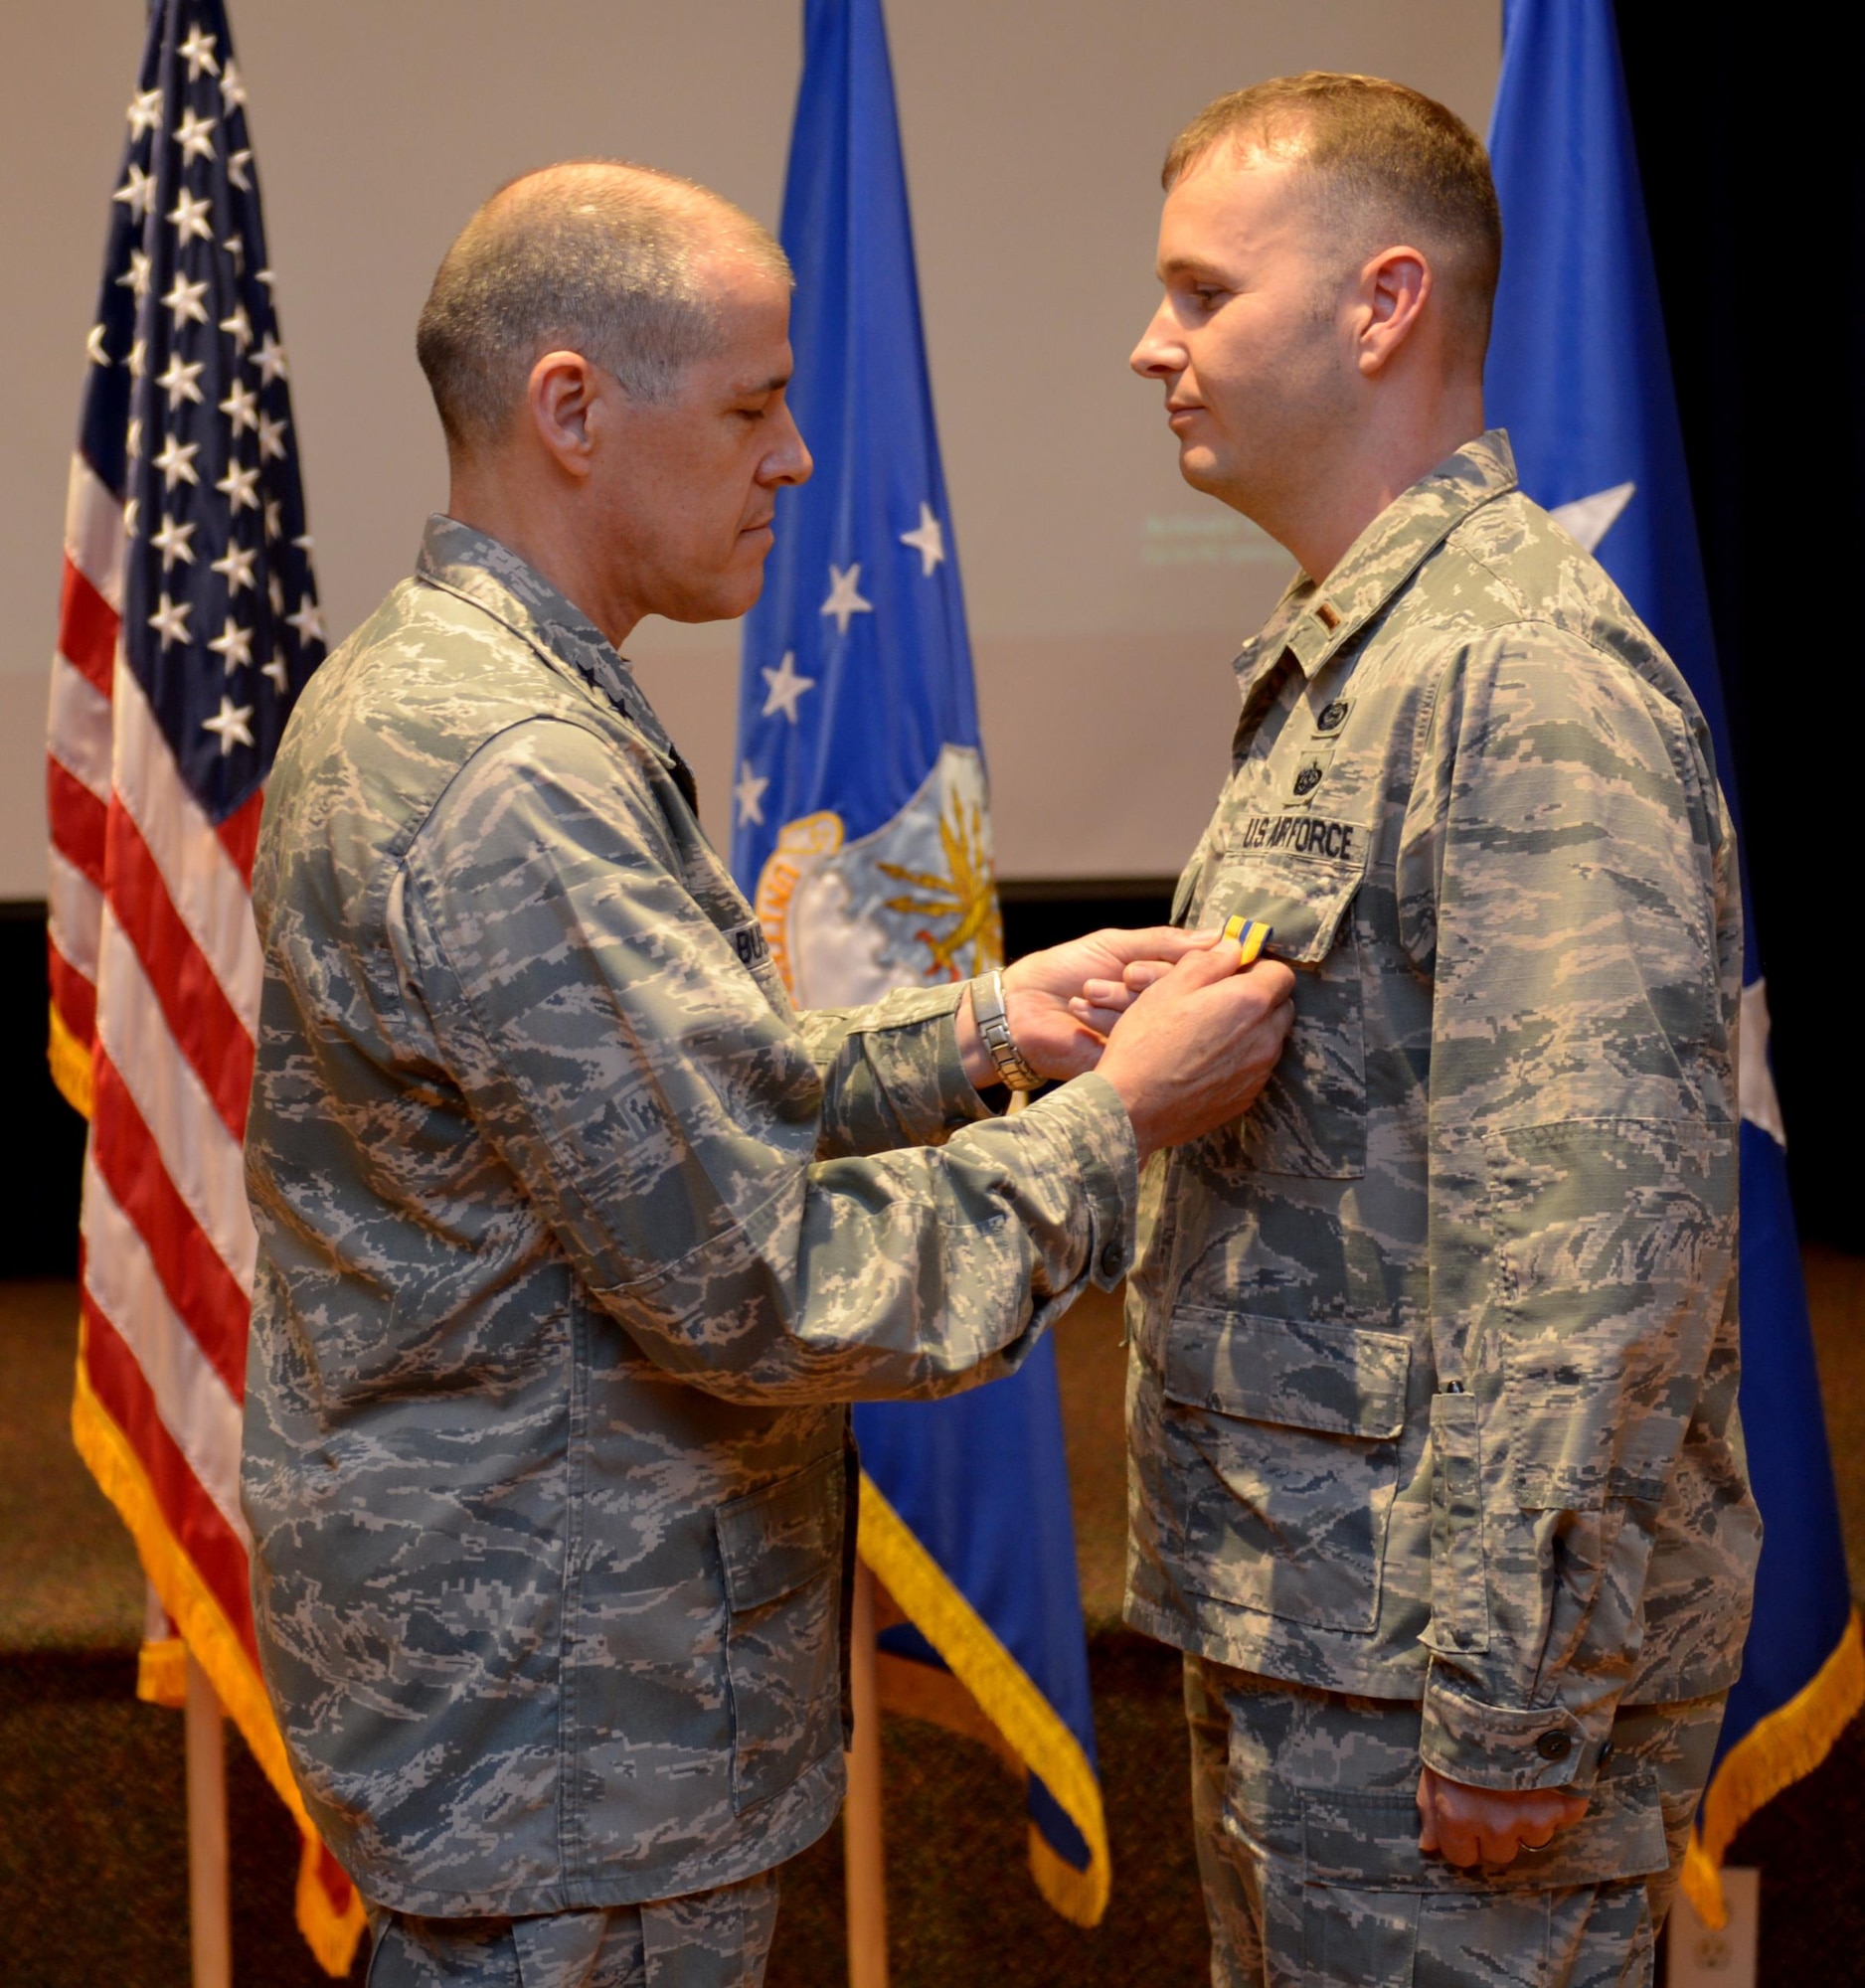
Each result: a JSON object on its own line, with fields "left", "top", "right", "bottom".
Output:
{"left": 1416, "top": 1766, "right": 1589, "bottom": 1869}
{"left": 1074, "top": 948, "right": 1216, "bottom": 1013}
{"left": 956, "top": 926, "right": 1225, "bottom": 1088}
{"left": 1094, "top": 939, "right": 1295, "bottom": 1161}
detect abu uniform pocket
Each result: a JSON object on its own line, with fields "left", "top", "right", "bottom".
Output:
{"left": 1161, "top": 1304, "right": 1410, "bottom": 1631}
{"left": 1299, "top": 1770, "right": 1669, "bottom": 1895}
{"left": 1296, "top": 1775, "right": 1666, "bottom": 1988}
{"left": 717, "top": 1451, "right": 846, "bottom": 1813}
{"left": 1192, "top": 818, "right": 1369, "bottom": 1180}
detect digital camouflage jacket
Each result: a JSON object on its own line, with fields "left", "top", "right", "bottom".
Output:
{"left": 243, "top": 517, "right": 1136, "bottom": 1915}
{"left": 1125, "top": 433, "right": 1761, "bottom": 1793}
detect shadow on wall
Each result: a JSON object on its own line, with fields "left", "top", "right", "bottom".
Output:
{"left": 13, "top": 870, "right": 1858, "bottom": 1271}
{"left": 1613, "top": 2, "right": 1865, "bottom": 1255}
{"left": 0, "top": 888, "right": 1177, "bottom": 1282}
{"left": 2, "top": 905, "right": 85, "bottom": 1277}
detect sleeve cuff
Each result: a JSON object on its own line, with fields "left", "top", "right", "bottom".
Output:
{"left": 1420, "top": 1669, "right": 1615, "bottom": 1792}
{"left": 1024, "top": 1070, "right": 1139, "bottom": 1291}
{"left": 846, "top": 981, "right": 995, "bottom": 1142}
{"left": 931, "top": 1002, "right": 1000, "bottom": 1129}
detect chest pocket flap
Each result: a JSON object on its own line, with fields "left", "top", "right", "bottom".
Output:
{"left": 1196, "top": 816, "right": 1370, "bottom": 1177}
{"left": 1206, "top": 814, "right": 1366, "bottom": 964}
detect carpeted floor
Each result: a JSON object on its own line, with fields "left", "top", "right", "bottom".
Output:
{"left": 3, "top": 1259, "right": 1862, "bottom": 1986}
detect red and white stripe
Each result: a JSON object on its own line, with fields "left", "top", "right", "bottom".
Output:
{"left": 50, "top": 449, "right": 267, "bottom": 1668}
{"left": 47, "top": 458, "right": 122, "bottom": 1067}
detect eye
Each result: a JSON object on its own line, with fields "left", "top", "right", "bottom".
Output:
{"left": 1192, "top": 285, "right": 1226, "bottom": 311}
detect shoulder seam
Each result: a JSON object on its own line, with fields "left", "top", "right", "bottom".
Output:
{"left": 398, "top": 712, "right": 665, "bottom": 877}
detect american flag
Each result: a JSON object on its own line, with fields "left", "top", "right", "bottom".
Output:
{"left": 47, "top": 0, "right": 362, "bottom": 1970}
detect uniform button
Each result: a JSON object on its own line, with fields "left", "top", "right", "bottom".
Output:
{"left": 1101, "top": 1243, "right": 1123, "bottom": 1279}
{"left": 1535, "top": 1731, "right": 1572, "bottom": 1762}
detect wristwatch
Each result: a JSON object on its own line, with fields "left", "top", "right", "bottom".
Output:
{"left": 969, "top": 969, "right": 1042, "bottom": 1091}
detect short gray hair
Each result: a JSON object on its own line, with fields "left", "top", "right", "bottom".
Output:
{"left": 416, "top": 160, "right": 791, "bottom": 451}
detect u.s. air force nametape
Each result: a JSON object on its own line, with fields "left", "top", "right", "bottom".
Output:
{"left": 1233, "top": 813, "right": 1360, "bottom": 862}
{"left": 1220, "top": 915, "right": 1272, "bottom": 966}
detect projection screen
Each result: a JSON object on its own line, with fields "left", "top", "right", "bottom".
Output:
{"left": 0, "top": 0, "right": 1498, "bottom": 894}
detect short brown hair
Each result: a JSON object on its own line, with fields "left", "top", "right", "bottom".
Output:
{"left": 1163, "top": 74, "right": 1502, "bottom": 363}
{"left": 417, "top": 160, "right": 790, "bottom": 452}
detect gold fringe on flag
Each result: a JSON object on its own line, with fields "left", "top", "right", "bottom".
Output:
{"left": 72, "top": 1323, "right": 367, "bottom": 1978}
{"left": 47, "top": 1003, "right": 93, "bottom": 1120}
{"left": 136, "top": 1635, "right": 189, "bottom": 1710}
{"left": 856, "top": 1471, "right": 1111, "bottom": 1926}
{"left": 1681, "top": 1608, "right": 1864, "bottom": 1929}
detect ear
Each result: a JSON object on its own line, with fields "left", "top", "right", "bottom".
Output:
{"left": 1353, "top": 247, "right": 1432, "bottom": 378}
{"left": 525, "top": 349, "right": 607, "bottom": 479}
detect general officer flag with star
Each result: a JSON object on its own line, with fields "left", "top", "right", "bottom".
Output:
{"left": 731, "top": 0, "right": 1110, "bottom": 1923}
{"left": 1486, "top": 0, "right": 1863, "bottom": 1925}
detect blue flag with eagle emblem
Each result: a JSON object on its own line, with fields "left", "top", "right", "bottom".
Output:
{"left": 1485, "top": 0, "right": 1863, "bottom": 1921}
{"left": 731, "top": 0, "right": 1109, "bottom": 1924}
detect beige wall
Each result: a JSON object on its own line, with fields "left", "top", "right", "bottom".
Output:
{"left": 0, "top": 0, "right": 1498, "bottom": 895}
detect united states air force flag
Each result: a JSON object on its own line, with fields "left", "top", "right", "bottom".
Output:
{"left": 1486, "top": 0, "right": 1863, "bottom": 1923}
{"left": 731, "top": 0, "right": 1109, "bottom": 1924}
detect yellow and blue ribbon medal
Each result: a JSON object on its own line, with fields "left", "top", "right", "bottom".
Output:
{"left": 1221, "top": 915, "right": 1272, "bottom": 966}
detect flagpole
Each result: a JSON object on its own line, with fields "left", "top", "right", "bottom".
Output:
{"left": 184, "top": 1650, "right": 233, "bottom": 1988}
{"left": 843, "top": 1559, "right": 889, "bottom": 1988}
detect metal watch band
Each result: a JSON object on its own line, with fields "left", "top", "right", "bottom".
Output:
{"left": 971, "top": 969, "right": 1042, "bottom": 1091}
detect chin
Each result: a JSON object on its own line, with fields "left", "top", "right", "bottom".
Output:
{"left": 668, "top": 574, "right": 763, "bottom": 626}
{"left": 719, "top": 567, "right": 765, "bottom": 620}
{"left": 1177, "top": 449, "right": 1227, "bottom": 497}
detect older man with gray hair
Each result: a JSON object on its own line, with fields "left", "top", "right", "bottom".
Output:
{"left": 242, "top": 161, "right": 1294, "bottom": 1986}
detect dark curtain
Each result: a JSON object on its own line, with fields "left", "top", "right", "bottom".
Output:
{"left": 1615, "top": 6, "right": 1865, "bottom": 1250}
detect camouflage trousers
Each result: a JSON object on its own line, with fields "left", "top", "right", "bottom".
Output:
{"left": 1184, "top": 1657, "right": 1726, "bottom": 1988}
{"left": 363, "top": 1870, "right": 780, "bottom": 1988}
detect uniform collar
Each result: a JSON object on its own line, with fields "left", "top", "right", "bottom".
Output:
{"left": 415, "top": 513, "right": 681, "bottom": 763}
{"left": 1236, "top": 429, "right": 1519, "bottom": 693}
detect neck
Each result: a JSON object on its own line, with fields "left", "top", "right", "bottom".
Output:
{"left": 1269, "top": 382, "right": 1485, "bottom": 584}
{"left": 446, "top": 459, "right": 639, "bottom": 650}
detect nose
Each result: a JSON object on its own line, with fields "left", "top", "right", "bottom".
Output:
{"left": 1130, "top": 299, "right": 1185, "bottom": 381}
{"left": 764, "top": 402, "right": 812, "bottom": 488}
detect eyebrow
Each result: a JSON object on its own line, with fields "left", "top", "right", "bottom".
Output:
{"left": 1157, "top": 255, "right": 1230, "bottom": 283}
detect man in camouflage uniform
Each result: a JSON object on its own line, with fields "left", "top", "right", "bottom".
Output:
{"left": 242, "top": 163, "right": 1295, "bottom": 1987}
{"left": 1110, "top": 76, "right": 1761, "bottom": 1986}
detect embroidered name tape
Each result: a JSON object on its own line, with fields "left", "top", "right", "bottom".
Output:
{"left": 724, "top": 919, "right": 771, "bottom": 970}
{"left": 1234, "top": 813, "right": 1361, "bottom": 862}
